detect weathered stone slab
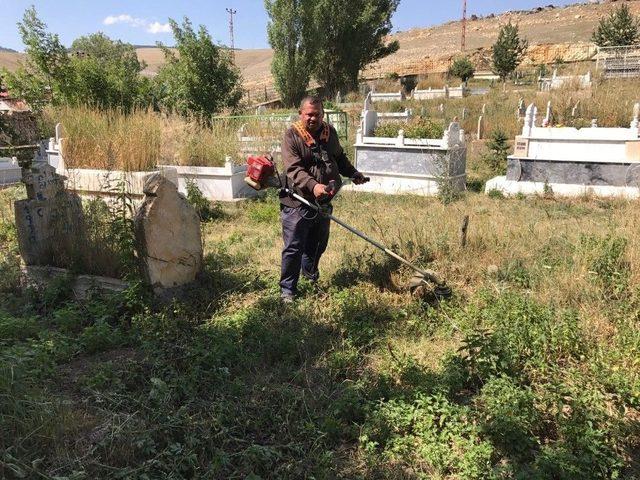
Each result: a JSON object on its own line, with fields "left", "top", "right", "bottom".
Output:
{"left": 15, "top": 162, "right": 84, "bottom": 266}
{"left": 23, "top": 162, "right": 63, "bottom": 200}
{"left": 507, "top": 159, "right": 636, "bottom": 186}
{"left": 22, "top": 265, "right": 129, "bottom": 299}
{"left": 134, "top": 174, "right": 202, "bottom": 294}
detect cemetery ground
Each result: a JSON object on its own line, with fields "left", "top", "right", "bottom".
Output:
{"left": 2, "top": 172, "right": 640, "bottom": 478}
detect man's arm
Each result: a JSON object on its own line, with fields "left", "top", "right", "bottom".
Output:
{"left": 282, "top": 129, "right": 318, "bottom": 196}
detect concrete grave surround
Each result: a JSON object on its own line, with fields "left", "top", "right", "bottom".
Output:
{"left": 347, "top": 102, "right": 466, "bottom": 196}
{"left": 369, "top": 91, "right": 405, "bottom": 102}
{"left": 486, "top": 103, "right": 640, "bottom": 198}
{"left": 411, "top": 84, "right": 488, "bottom": 100}
{"left": 0, "top": 157, "right": 21, "bottom": 186}
{"left": 539, "top": 70, "right": 592, "bottom": 92}
{"left": 160, "top": 157, "right": 261, "bottom": 202}
{"left": 46, "top": 124, "right": 178, "bottom": 201}
{"left": 134, "top": 174, "right": 203, "bottom": 294}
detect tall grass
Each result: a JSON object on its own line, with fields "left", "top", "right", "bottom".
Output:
{"left": 46, "top": 106, "right": 243, "bottom": 171}
{"left": 50, "top": 105, "right": 163, "bottom": 171}
{"left": 161, "top": 116, "right": 238, "bottom": 167}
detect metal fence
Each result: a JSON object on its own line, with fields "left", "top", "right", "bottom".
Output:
{"left": 596, "top": 45, "right": 640, "bottom": 79}
{"left": 212, "top": 111, "right": 348, "bottom": 142}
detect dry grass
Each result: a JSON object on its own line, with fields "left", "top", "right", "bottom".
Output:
{"left": 416, "top": 74, "right": 448, "bottom": 90}
{"left": 47, "top": 106, "right": 246, "bottom": 170}
{"left": 50, "top": 105, "right": 162, "bottom": 171}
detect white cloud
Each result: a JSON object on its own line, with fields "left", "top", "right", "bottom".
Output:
{"left": 102, "top": 14, "right": 170, "bottom": 34}
{"left": 146, "top": 22, "right": 171, "bottom": 34}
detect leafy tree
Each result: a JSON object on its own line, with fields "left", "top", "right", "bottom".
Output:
{"left": 3, "top": 8, "right": 149, "bottom": 111}
{"left": 313, "top": 0, "right": 400, "bottom": 97}
{"left": 155, "top": 18, "right": 243, "bottom": 119}
{"left": 69, "top": 33, "right": 150, "bottom": 110}
{"left": 491, "top": 22, "right": 528, "bottom": 88}
{"left": 265, "top": 0, "right": 318, "bottom": 107}
{"left": 448, "top": 57, "right": 475, "bottom": 83}
{"left": 3, "top": 6, "right": 72, "bottom": 109}
{"left": 592, "top": 4, "right": 640, "bottom": 47}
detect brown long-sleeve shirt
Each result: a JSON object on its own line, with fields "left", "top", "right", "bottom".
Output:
{"left": 279, "top": 124, "right": 358, "bottom": 207}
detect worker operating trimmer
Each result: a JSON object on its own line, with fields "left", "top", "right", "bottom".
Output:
{"left": 277, "top": 95, "right": 369, "bottom": 303}
{"left": 244, "top": 96, "right": 452, "bottom": 303}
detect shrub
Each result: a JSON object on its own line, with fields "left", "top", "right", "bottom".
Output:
{"left": 449, "top": 56, "right": 475, "bottom": 83}
{"left": 483, "top": 128, "right": 510, "bottom": 174}
{"left": 185, "top": 180, "right": 223, "bottom": 222}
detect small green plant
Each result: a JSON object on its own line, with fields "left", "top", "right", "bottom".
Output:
{"left": 185, "top": 180, "right": 223, "bottom": 222}
{"left": 483, "top": 129, "right": 510, "bottom": 174}
{"left": 487, "top": 188, "right": 505, "bottom": 199}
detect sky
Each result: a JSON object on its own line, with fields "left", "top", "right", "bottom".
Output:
{"left": 0, "top": 0, "right": 580, "bottom": 52}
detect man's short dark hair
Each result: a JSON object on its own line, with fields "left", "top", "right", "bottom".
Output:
{"left": 299, "top": 95, "right": 323, "bottom": 111}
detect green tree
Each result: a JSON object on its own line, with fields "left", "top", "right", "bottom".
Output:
{"left": 3, "top": 6, "right": 72, "bottom": 109}
{"left": 69, "top": 33, "right": 150, "bottom": 110}
{"left": 592, "top": 4, "right": 640, "bottom": 47}
{"left": 155, "top": 18, "right": 243, "bottom": 119}
{"left": 265, "top": 0, "right": 318, "bottom": 107}
{"left": 448, "top": 57, "right": 475, "bottom": 83}
{"left": 313, "top": 0, "right": 400, "bottom": 97}
{"left": 491, "top": 22, "right": 528, "bottom": 88}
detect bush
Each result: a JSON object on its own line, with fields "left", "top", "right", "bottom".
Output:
{"left": 449, "top": 56, "right": 475, "bottom": 83}
{"left": 483, "top": 128, "right": 510, "bottom": 174}
{"left": 185, "top": 180, "right": 223, "bottom": 222}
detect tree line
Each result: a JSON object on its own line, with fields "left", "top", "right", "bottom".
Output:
{"left": 1, "top": 7, "right": 242, "bottom": 119}
{"left": 2, "top": 3, "right": 639, "bottom": 116}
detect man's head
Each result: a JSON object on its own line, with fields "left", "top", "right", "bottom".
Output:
{"left": 298, "top": 96, "right": 324, "bottom": 133}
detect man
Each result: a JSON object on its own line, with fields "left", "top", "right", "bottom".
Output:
{"left": 279, "top": 96, "right": 367, "bottom": 303}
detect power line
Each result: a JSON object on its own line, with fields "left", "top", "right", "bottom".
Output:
{"left": 226, "top": 8, "right": 237, "bottom": 63}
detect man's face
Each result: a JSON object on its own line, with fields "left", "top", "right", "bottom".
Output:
{"left": 299, "top": 102, "right": 324, "bottom": 133}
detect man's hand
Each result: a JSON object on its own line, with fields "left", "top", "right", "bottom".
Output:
{"left": 351, "top": 172, "right": 370, "bottom": 185}
{"left": 313, "top": 183, "right": 328, "bottom": 198}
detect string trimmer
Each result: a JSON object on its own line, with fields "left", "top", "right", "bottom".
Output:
{"left": 244, "top": 155, "right": 452, "bottom": 299}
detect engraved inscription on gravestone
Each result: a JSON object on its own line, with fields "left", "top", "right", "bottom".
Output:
{"left": 15, "top": 162, "right": 83, "bottom": 266}
{"left": 513, "top": 137, "right": 530, "bottom": 158}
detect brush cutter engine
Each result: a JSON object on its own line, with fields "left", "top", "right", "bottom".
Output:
{"left": 245, "top": 154, "right": 277, "bottom": 190}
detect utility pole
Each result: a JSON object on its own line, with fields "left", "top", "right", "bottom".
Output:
{"left": 226, "top": 7, "right": 237, "bottom": 62}
{"left": 461, "top": 0, "right": 467, "bottom": 52}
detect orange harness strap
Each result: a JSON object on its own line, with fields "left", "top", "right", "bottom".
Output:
{"left": 292, "top": 121, "right": 330, "bottom": 147}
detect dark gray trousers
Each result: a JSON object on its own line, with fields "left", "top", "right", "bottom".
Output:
{"left": 279, "top": 204, "right": 331, "bottom": 296}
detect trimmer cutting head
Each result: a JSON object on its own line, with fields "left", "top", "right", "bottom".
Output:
{"left": 408, "top": 273, "right": 452, "bottom": 300}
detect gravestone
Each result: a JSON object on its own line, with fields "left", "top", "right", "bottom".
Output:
{"left": 134, "top": 173, "right": 202, "bottom": 295}
{"left": 517, "top": 99, "right": 526, "bottom": 120}
{"left": 572, "top": 101, "right": 581, "bottom": 118}
{"left": 14, "top": 162, "right": 84, "bottom": 266}
{"left": 477, "top": 115, "right": 484, "bottom": 140}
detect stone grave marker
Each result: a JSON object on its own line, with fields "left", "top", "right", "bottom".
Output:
{"left": 134, "top": 173, "right": 202, "bottom": 295}
{"left": 15, "top": 161, "right": 83, "bottom": 266}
